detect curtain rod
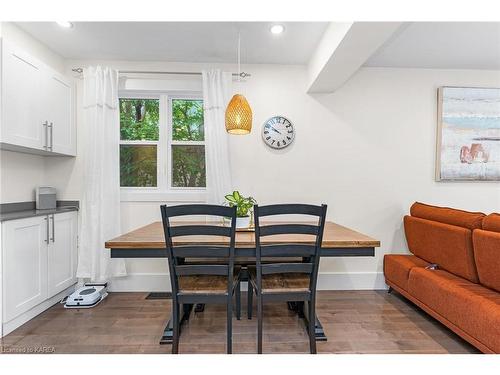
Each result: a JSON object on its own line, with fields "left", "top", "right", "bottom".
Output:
{"left": 71, "top": 68, "right": 251, "bottom": 78}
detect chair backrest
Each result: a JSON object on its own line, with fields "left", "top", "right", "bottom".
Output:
{"left": 160, "top": 204, "right": 237, "bottom": 297}
{"left": 253, "top": 203, "right": 328, "bottom": 294}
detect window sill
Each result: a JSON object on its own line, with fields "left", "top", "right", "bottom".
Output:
{"left": 120, "top": 190, "right": 207, "bottom": 202}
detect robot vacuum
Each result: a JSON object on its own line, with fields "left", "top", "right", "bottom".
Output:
{"left": 64, "top": 283, "right": 108, "bottom": 309}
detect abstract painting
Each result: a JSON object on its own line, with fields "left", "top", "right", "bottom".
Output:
{"left": 436, "top": 87, "right": 500, "bottom": 181}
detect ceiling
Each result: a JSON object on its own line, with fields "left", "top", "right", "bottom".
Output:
{"left": 14, "top": 22, "right": 500, "bottom": 70}
{"left": 365, "top": 22, "right": 500, "bottom": 70}
{"left": 15, "top": 22, "right": 329, "bottom": 65}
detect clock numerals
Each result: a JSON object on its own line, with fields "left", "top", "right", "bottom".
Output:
{"left": 262, "top": 116, "right": 294, "bottom": 149}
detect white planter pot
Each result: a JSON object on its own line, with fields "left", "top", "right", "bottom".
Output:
{"left": 236, "top": 216, "right": 251, "bottom": 229}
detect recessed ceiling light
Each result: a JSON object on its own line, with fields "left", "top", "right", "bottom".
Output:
{"left": 270, "top": 24, "right": 284, "bottom": 35}
{"left": 56, "top": 21, "right": 74, "bottom": 29}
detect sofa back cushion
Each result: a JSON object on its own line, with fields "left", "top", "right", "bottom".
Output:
{"left": 482, "top": 213, "right": 500, "bottom": 232}
{"left": 404, "top": 216, "right": 479, "bottom": 282}
{"left": 473, "top": 230, "right": 500, "bottom": 292}
{"left": 473, "top": 213, "right": 500, "bottom": 292}
{"left": 410, "top": 202, "right": 484, "bottom": 230}
{"left": 404, "top": 202, "right": 484, "bottom": 283}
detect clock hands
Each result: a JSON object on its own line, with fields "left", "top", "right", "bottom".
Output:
{"left": 269, "top": 126, "right": 281, "bottom": 135}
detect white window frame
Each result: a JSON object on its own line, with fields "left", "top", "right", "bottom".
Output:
{"left": 119, "top": 91, "right": 207, "bottom": 202}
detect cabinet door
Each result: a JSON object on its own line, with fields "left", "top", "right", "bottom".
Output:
{"left": 2, "top": 216, "right": 48, "bottom": 322}
{"left": 44, "top": 71, "right": 75, "bottom": 155}
{"left": 1, "top": 40, "right": 45, "bottom": 150}
{"left": 47, "top": 212, "right": 77, "bottom": 297}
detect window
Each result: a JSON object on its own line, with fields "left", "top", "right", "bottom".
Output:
{"left": 170, "top": 99, "right": 206, "bottom": 188}
{"left": 119, "top": 93, "right": 206, "bottom": 201}
{"left": 119, "top": 98, "right": 160, "bottom": 187}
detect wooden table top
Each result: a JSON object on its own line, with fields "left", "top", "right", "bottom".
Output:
{"left": 105, "top": 221, "right": 380, "bottom": 249}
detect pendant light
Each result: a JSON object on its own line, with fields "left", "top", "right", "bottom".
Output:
{"left": 225, "top": 33, "right": 252, "bottom": 135}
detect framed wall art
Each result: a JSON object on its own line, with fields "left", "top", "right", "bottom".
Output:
{"left": 436, "top": 86, "right": 500, "bottom": 181}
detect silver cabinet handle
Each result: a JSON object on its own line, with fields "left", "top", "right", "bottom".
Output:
{"left": 48, "top": 122, "right": 54, "bottom": 151}
{"left": 43, "top": 121, "right": 49, "bottom": 150}
{"left": 50, "top": 214, "right": 55, "bottom": 242}
{"left": 44, "top": 216, "right": 49, "bottom": 243}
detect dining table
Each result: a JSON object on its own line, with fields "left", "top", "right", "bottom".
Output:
{"left": 105, "top": 220, "right": 380, "bottom": 344}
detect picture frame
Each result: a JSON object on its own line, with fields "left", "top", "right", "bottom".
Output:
{"left": 436, "top": 86, "right": 500, "bottom": 181}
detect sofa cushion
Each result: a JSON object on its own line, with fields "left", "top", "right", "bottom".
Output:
{"left": 404, "top": 215, "right": 478, "bottom": 282}
{"left": 408, "top": 268, "right": 500, "bottom": 353}
{"left": 482, "top": 213, "right": 500, "bottom": 232}
{"left": 410, "top": 202, "right": 484, "bottom": 230}
{"left": 383, "top": 254, "right": 429, "bottom": 291}
{"left": 473, "top": 229, "right": 500, "bottom": 293}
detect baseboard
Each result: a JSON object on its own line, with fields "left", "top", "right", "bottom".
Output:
{"left": 317, "top": 271, "right": 387, "bottom": 290}
{"left": 108, "top": 272, "right": 387, "bottom": 292}
{"left": 2, "top": 284, "right": 77, "bottom": 337}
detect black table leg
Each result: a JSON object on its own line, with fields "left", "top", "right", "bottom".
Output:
{"left": 160, "top": 318, "right": 173, "bottom": 344}
{"left": 296, "top": 301, "right": 327, "bottom": 342}
{"left": 313, "top": 315, "right": 327, "bottom": 341}
{"left": 160, "top": 303, "right": 193, "bottom": 345}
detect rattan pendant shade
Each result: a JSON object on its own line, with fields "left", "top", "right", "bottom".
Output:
{"left": 225, "top": 94, "right": 252, "bottom": 134}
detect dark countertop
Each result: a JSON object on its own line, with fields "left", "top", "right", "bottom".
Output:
{"left": 0, "top": 201, "right": 79, "bottom": 222}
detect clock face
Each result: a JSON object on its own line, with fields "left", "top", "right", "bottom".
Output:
{"left": 262, "top": 116, "right": 295, "bottom": 149}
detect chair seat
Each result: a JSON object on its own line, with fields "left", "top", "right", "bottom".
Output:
{"left": 248, "top": 266, "right": 310, "bottom": 293}
{"left": 178, "top": 267, "right": 240, "bottom": 295}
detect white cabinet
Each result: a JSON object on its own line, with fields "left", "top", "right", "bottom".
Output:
{"left": 2, "top": 216, "right": 48, "bottom": 322}
{"left": 43, "top": 71, "right": 76, "bottom": 155}
{"left": 47, "top": 212, "right": 78, "bottom": 296}
{"left": 1, "top": 211, "right": 78, "bottom": 326}
{"left": 1, "top": 40, "right": 44, "bottom": 150}
{"left": 0, "top": 39, "right": 76, "bottom": 156}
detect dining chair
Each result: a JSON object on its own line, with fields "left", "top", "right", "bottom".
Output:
{"left": 160, "top": 204, "right": 240, "bottom": 354}
{"left": 247, "top": 203, "right": 327, "bottom": 354}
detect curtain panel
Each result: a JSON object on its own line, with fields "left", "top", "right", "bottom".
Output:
{"left": 202, "top": 69, "right": 233, "bottom": 204}
{"left": 77, "top": 66, "right": 126, "bottom": 282}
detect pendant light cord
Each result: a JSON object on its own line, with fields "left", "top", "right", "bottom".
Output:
{"left": 238, "top": 32, "right": 241, "bottom": 82}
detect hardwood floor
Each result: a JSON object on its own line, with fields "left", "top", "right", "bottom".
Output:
{"left": 0, "top": 290, "right": 479, "bottom": 354}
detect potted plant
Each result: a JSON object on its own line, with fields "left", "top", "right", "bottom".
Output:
{"left": 224, "top": 190, "right": 257, "bottom": 229}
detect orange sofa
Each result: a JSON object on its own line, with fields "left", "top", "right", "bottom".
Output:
{"left": 384, "top": 202, "right": 500, "bottom": 353}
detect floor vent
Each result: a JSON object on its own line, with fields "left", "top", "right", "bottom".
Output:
{"left": 145, "top": 292, "right": 172, "bottom": 300}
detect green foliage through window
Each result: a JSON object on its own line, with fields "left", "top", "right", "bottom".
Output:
{"left": 120, "top": 98, "right": 159, "bottom": 141}
{"left": 119, "top": 96, "right": 206, "bottom": 189}
{"left": 120, "top": 145, "right": 157, "bottom": 187}
{"left": 172, "top": 99, "right": 204, "bottom": 141}
{"left": 172, "top": 145, "right": 206, "bottom": 187}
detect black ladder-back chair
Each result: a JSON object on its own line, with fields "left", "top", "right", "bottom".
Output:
{"left": 248, "top": 203, "right": 327, "bottom": 354}
{"left": 160, "top": 204, "right": 240, "bottom": 354}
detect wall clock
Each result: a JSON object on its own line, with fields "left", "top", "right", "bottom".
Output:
{"left": 262, "top": 116, "right": 295, "bottom": 149}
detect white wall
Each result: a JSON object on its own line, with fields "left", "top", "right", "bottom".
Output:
{"left": 45, "top": 61, "right": 500, "bottom": 291}
{"left": 0, "top": 23, "right": 65, "bottom": 73}
{"left": 0, "top": 151, "right": 46, "bottom": 203}
{"left": 0, "top": 23, "right": 66, "bottom": 203}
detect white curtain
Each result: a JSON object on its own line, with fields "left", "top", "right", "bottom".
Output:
{"left": 202, "top": 69, "right": 233, "bottom": 204}
{"left": 77, "top": 66, "right": 127, "bottom": 282}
